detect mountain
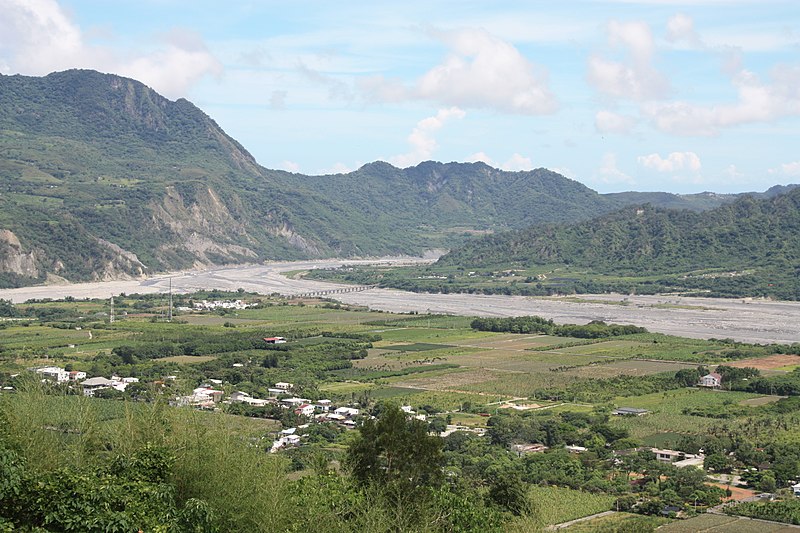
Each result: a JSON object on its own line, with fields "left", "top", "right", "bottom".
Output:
{"left": 605, "top": 184, "right": 799, "bottom": 212}
{"left": 439, "top": 187, "right": 800, "bottom": 277}
{"left": 0, "top": 69, "right": 795, "bottom": 287}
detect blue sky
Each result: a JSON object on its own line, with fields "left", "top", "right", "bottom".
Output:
{"left": 1, "top": 1, "right": 799, "bottom": 193}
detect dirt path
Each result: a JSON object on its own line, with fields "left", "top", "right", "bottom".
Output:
{"left": 545, "top": 510, "right": 616, "bottom": 530}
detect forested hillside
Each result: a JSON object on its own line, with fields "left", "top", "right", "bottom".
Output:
{"left": 0, "top": 69, "right": 793, "bottom": 287}
{"left": 440, "top": 188, "right": 800, "bottom": 274}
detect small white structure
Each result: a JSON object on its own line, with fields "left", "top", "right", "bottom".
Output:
{"left": 334, "top": 407, "right": 360, "bottom": 418}
{"left": 68, "top": 371, "right": 87, "bottom": 382}
{"left": 700, "top": 372, "right": 722, "bottom": 388}
{"left": 565, "top": 445, "right": 587, "bottom": 453}
{"left": 295, "top": 403, "right": 315, "bottom": 417}
{"left": 274, "top": 382, "right": 293, "bottom": 390}
{"left": 81, "top": 377, "right": 114, "bottom": 396}
{"left": 34, "top": 366, "right": 69, "bottom": 383}
{"left": 792, "top": 482, "right": 800, "bottom": 496}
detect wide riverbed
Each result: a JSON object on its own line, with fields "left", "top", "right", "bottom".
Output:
{"left": 1, "top": 259, "right": 798, "bottom": 344}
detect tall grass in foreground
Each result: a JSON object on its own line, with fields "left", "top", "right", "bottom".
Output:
{"left": 0, "top": 381, "right": 296, "bottom": 531}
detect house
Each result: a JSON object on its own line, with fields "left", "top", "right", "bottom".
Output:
{"left": 191, "top": 387, "right": 224, "bottom": 403}
{"left": 315, "top": 399, "right": 332, "bottom": 411}
{"left": 230, "top": 391, "right": 252, "bottom": 403}
{"left": 274, "top": 381, "right": 293, "bottom": 390}
{"left": 281, "top": 397, "right": 309, "bottom": 407}
{"left": 565, "top": 445, "right": 587, "bottom": 453}
{"left": 34, "top": 366, "right": 69, "bottom": 383}
{"left": 81, "top": 377, "right": 114, "bottom": 396}
{"left": 650, "top": 448, "right": 701, "bottom": 464}
{"left": 334, "top": 407, "right": 360, "bottom": 418}
{"left": 700, "top": 372, "right": 722, "bottom": 388}
{"left": 68, "top": 371, "right": 87, "bottom": 381}
{"left": 295, "top": 403, "right": 315, "bottom": 417}
{"left": 264, "top": 337, "right": 287, "bottom": 344}
{"left": 792, "top": 483, "right": 800, "bottom": 496}
{"left": 613, "top": 407, "right": 649, "bottom": 416}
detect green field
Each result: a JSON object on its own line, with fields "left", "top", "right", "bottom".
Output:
{"left": 508, "top": 486, "right": 615, "bottom": 530}
{"left": 657, "top": 513, "right": 796, "bottom": 532}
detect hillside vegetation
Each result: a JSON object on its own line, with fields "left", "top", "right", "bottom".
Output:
{"left": 441, "top": 188, "right": 800, "bottom": 275}
{"left": 2, "top": 69, "right": 785, "bottom": 287}
{"left": 312, "top": 188, "right": 800, "bottom": 299}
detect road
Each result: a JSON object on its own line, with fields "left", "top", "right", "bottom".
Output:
{"left": 2, "top": 259, "right": 800, "bottom": 344}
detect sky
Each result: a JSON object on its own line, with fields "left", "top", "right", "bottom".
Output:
{"left": 1, "top": 1, "right": 799, "bottom": 193}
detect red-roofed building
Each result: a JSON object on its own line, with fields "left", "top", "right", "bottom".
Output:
{"left": 700, "top": 372, "right": 722, "bottom": 388}
{"left": 263, "top": 337, "right": 287, "bottom": 344}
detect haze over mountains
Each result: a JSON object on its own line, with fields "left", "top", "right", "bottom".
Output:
{"left": 0, "top": 70, "right": 796, "bottom": 287}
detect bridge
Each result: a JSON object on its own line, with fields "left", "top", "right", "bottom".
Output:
{"left": 291, "top": 285, "right": 377, "bottom": 299}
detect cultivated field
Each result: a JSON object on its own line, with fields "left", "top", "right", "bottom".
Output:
{"left": 657, "top": 513, "right": 798, "bottom": 532}
{"left": 729, "top": 354, "right": 800, "bottom": 371}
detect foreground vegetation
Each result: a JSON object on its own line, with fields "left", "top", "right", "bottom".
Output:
{"left": 2, "top": 292, "right": 800, "bottom": 530}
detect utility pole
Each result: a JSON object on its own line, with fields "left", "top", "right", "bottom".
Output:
{"left": 168, "top": 277, "right": 173, "bottom": 322}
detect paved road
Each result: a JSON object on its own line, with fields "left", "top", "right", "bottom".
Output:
{"left": 2, "top": 259, "right": 800, "bottom": 344}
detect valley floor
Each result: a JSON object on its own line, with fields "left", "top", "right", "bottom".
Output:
{"left": 1, "top": 259, "right": 799, "bottom": 344}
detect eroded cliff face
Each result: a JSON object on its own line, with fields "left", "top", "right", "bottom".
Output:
{"left": 0, "top": 230, "right": 39, "bottom": 278}
{"left": 0, "top": 229, "right": 151, "bottom": 286}
{"left": 150, "top": 185, "right": 259, "bottom": 267}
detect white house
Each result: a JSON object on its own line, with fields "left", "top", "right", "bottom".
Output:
{"left": 35, "top": 366, "right": 69, "bottom": 383}
{"left": 295, "top": 403, "right": 315, "bottom": 417}
{"left": 792, "top": 482, "right": 800, "bottom": 496}
{"left": 334, "top": 407, "right": 360, "bottom": 418}
{"left": 274, "top": 382, "right": 293, "bottom": 390}
{"left": 699, "top": 372, "right": 722, "bottom": 388}
{"left": 68, "top": 371, "right": 87, "bottom": 381}
{"left": 81, "top": 377, "right": 114, "bottom": 396}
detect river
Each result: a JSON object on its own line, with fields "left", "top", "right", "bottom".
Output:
{"left": 1, "top": 259, "right": 799, "bottom": 344}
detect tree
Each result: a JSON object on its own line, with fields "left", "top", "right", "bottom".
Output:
{"left": 347, "top": 403, "right": 444, "bottom": 491}
{"left": 487, "top": 468, "right": 530, "bottom": 516}
{"left": 704, "top": 453, "right": 730, "bottom": 473}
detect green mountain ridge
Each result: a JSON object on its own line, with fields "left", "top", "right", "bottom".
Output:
{"left": 439, "top": 189, "right": 800, "bottom": 282}
{"left": 0, "top": 69, "right": 795, "bottom": 287}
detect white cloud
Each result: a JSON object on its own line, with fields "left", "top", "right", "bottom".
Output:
{"left": 319, "top": 162, "right": 354, "bottom": 175}
{"left": 666, "top": 13, "right": 702, "bottom": 47}
{"left": 587, "top": 20, "right": 670, "bottom": 101}
{"left": 389, "top": 107, "right": 466, "bottom": 167}
{"left": 466, "top": 151, "right": 493, "bottom": 165}
{"left": 500, "top": 153, "right": 534, "bottom": 172}
{"left": 595, "top": 110, "right": 636, "bottom": 133}
{"left": 269, "top": 90, "right": 287, "bottom": 110}
{"left": 279, "top": 160, "right": 300, "bottom": 173}
{"left": 0, "top": 0, "right": 221, "bottom": 98}
{"left": 769, "top": 161, "right": 800, "bottom": 177}
{"left": 466, "top": 151, "right": 534, "bottom": 171}
{"left": 642, "top": 66, "right": 800, "bottom": 135}
{"left": 725, "top": 164, "right": 744, "bottom": 179}
{"left": 598, "top": 152, "right": 634, "bottom": 184}
{"left": 637, "top": 151, "right": 702, "bottom": 172}
{"left": 361, "top": 28, "right": 557, "bottom": 114}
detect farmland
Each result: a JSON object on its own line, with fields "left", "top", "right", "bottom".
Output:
{"left": 3, "top": 291, "right": 800, "bottom": 531}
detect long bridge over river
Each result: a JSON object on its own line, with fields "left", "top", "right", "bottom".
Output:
{"left": 290, "top": 285, "right": 376, "bottom": 299}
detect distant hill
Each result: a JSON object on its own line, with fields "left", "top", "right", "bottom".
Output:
{"left": 0, "top": 69, "right": 795, "bottom": 287}
{"left": 606, "top": 184, "right": 799, "bottom": 212}
{"left": 439, "top": 187, "right": 800, "bottom": 278}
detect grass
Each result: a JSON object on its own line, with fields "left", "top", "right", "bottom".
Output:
{"left": 656, "top": 513, "right": 793, "bottom": 532}
{"left": 508, "top": 486, "right": 615, "bottom": 530}
{"left": 565, "top": 512, "right": 670, "bottom": 532}
{"left": 611, "top": 388, "right": 766, "bottom": 439}
{"left": 382, "top": 342, "right": 457, "bottom": 352}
